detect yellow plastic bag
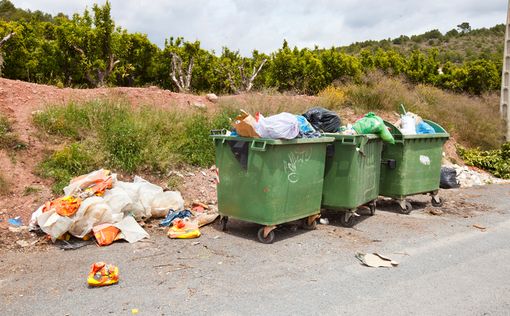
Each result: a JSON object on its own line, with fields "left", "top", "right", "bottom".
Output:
{"left": 167, "top": 218, "right": 201, "bottom": 239}
{"left": 87, "top": 262, "right": 119, "bottom": 287}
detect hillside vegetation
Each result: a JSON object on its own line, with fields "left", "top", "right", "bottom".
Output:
{"left": 0, "top": 0, "right": 504, "bottom": 96}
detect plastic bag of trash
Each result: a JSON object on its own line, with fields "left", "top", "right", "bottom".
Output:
{"left": 440, "top": 166, "right": 460, "bottom": 189}
{"left": 416, "top": 121, "right": 435, "bottom": 134}
{"left": 400, "top": 114, "right": 416, "bottom": 135}
{"left": 352, "top": 112, "right": 395, "bottom": 144}
{"left": 68, "top": 196, "right": 121, "bottom": 238}
{"left": 255, "top": 112, "right": 300, "bottom": 139}
{"left": 102, "top": 187, "right": 133, "bottom": 214}
{"left": 87, "top": 262, "right": 119, "bottom": 287}
{"left": 37, "top": 209, "right": 74, "bottom": 241}
{"left": 151, "top": 191, "right": 185, "bottom": 218}
{"left": 93, "top": 224, "right": 120, "bottom": 246}
{"left": 167, "top": 217, "right": 201, "bottom": 239}
{"left": 302, "top": 107, "right": 341, "bottom": 133}
{"left": 64, "top": 169, "right": 115, "bottom": 198}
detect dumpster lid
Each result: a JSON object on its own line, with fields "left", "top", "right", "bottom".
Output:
{"left": 383, "top": 120, "right": 449, "bottom": 140}
{"left": 210, "top": 134, "right": 334, "bottom": 145}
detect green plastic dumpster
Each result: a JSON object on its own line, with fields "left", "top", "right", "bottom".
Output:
{"left": 211, "top": 133, "right": 334, "bottom": 243}
{"left": 321, "top": 134, "right": 383, "bottom": 227}
{"left": 379, "top": 120, "right": 449, "bottom": 213}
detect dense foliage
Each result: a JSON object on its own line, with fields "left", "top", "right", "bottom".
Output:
{"left": 458, "top": 143, "right": 510, "bottom": 179}
{"left": 0, "top": 1, "right": 504, "bottom": 95}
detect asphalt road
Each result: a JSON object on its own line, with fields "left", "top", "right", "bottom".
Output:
{"left": 1, "top": 184, "right": 509, "bottom": 316}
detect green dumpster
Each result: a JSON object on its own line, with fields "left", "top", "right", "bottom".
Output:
{"left": 211, "top": 134, "right": 334, "bottom": 243}
{"left": 379, "top": 120, "right": 449, "bottom": 213}
{"left": 321, "top": 134, "right": 383, "bottom": 227}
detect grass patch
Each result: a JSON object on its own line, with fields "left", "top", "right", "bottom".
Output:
{"left": 166, "top": 175, "right": 183, "bottom": 190}
{"left": 23, "top": 186, "right": 41, "bottom": 196}
{"left": 0, "top": 115, "right": 27, "bottom": 150}
{"left": 33, "top": 100, "right": 232, "bottom": 190}
{"left": 36, "top": 142, "right": 100, "bottom": 193}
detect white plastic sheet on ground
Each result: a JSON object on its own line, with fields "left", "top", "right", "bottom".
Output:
{"left": 31, "top": 171, "right": 184, "bottom": 242}
{"left": 113, "top": 216, "right": 150, "bottom": 243}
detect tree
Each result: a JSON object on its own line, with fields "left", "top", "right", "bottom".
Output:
{"left": 219, "top": 48, "right": 267, "bottom": 94}
{"left": 457, "top": 22, "right": 471, "bottom": 34}
{"left": 168, "top": 38, "right": 198, "bottom": 93}
{"left": 0, "top": 30, "right": 13, "bottom": 74}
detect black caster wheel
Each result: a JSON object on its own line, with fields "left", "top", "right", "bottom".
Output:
{"left": 399, "top": 201, "right": 412, "bottom": 214}
{"left": 431, "top": 196, "right": 444, "bottom": 207}
{"left": 219, "top": 216, "right": 228, "bottom": 231}
{"left": 257, "top": 228, "right": 275, "bottom": 244}
{"left": 301, "top": 218, "right": 317, "bottom": 230}
{"left": 339, "top": 212, "right": 356, "bottom": 228}
{"left": 368, "top": 202, "right": 376, "bottom": 216}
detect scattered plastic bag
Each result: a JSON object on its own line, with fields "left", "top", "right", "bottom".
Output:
{"left": 113, "top": 216, "right": 149, "bottom": 243}
{"left": 43, "top": 196, "right": 82, "bottom": 217}
{"left": 352, "top": 112, "right": 395, "bottom": 144}
{"left": 7, "top": 216, "right": 22, "bottom": 227}
{"left": 87, "top": 262, "right": 119, "bottom": 287}
{"left": 150, "top": 191, "right": 184, "bottom": 218}
{"left": 68, "top": 196, "right": 120, "bottom": 239}
{"left": 37, "top": 210, "right": 74, "bottom": 242}
{"left": 102, "top": 187, "right": 133, "bottom": 215}
{"left": 303, "top": 107, "right": 341, "bottom": 132}
{"left": 255, "top": 112, "right": 300, "bottom": 139}
{"left": 440, "top": 166, "right": 460, "bottom": 189}
{"left": 64, "top": 169, "right": 115, "bottom": 198}
{"left": 167, "top": 218, "right": 201, "bottom": 239}
{"left": 93, "top": 224, "right": 120, "bottom": 246}
{"left": 160, "top": 209, "right": 193, "bottom": 227}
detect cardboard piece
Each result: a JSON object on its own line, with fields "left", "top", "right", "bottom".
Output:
{"left": 232, "top": 110, "right": 260, "bottom": 138}
{"left": 355, "top": 252, "right": 399, "bottom": 268}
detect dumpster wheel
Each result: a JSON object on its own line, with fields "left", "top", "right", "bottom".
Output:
{"left": 302, "top": 214, "right": 319, "bottom": 230}
{"left": 368, "top": 201, "right": 376, "bottom": 216}
{"left": 257, "top": 227, "right": 276, "bottom": 244}
{"left": 340, "top": 211, "right": 356, "bottom": 228}
{"left": 431, "top": 196, "right": 444, "bottom": 207}
{"left": 219, "top": 216, "right": 228, "bottom": 231}
{"left": 399, "top": 201, "right": 413, "bottom": 214}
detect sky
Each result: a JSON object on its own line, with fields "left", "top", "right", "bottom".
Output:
{"left": 11, "top": 0, "right": 508, "bottom": 55}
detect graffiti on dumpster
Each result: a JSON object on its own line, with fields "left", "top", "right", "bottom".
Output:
{"left": 284, "top": 149, "right": 312, "bottom": 183}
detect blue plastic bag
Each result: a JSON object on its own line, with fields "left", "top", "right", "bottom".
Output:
{"left": 416, "top": 121, "right": 435, "bottom": 134}
{"left": 160, "top": 209, "right": 193, "bottom": 227}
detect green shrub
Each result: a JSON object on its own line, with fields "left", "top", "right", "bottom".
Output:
{"left": 37, "top": 143, "right": 99, "bottom": 193}
{"left": 458, "top": 143, "right": 510, "bottom": 179}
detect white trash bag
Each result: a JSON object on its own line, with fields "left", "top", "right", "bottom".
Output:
{"left": 150, "top": 191, "right": 185, "bottom": 218}
{"left": 255, "top": 112, "right": 300, "bottom": 139}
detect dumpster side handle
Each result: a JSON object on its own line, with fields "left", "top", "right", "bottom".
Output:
{"left": 251, "top": 140, "right": 267, "bottom": 152}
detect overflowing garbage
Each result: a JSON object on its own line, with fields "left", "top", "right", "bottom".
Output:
{"left": 228, "top": 105, "right": 440, "bottom": 142}
{"left": 29, "top": 169, "right": 218, "bottom": 246}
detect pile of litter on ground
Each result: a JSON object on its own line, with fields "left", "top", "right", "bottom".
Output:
{"left": 29, "top": 169, "right": 218, "bottom": 246}
{"left": 447, "top": 164, "right": 509, "bottom": 188}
